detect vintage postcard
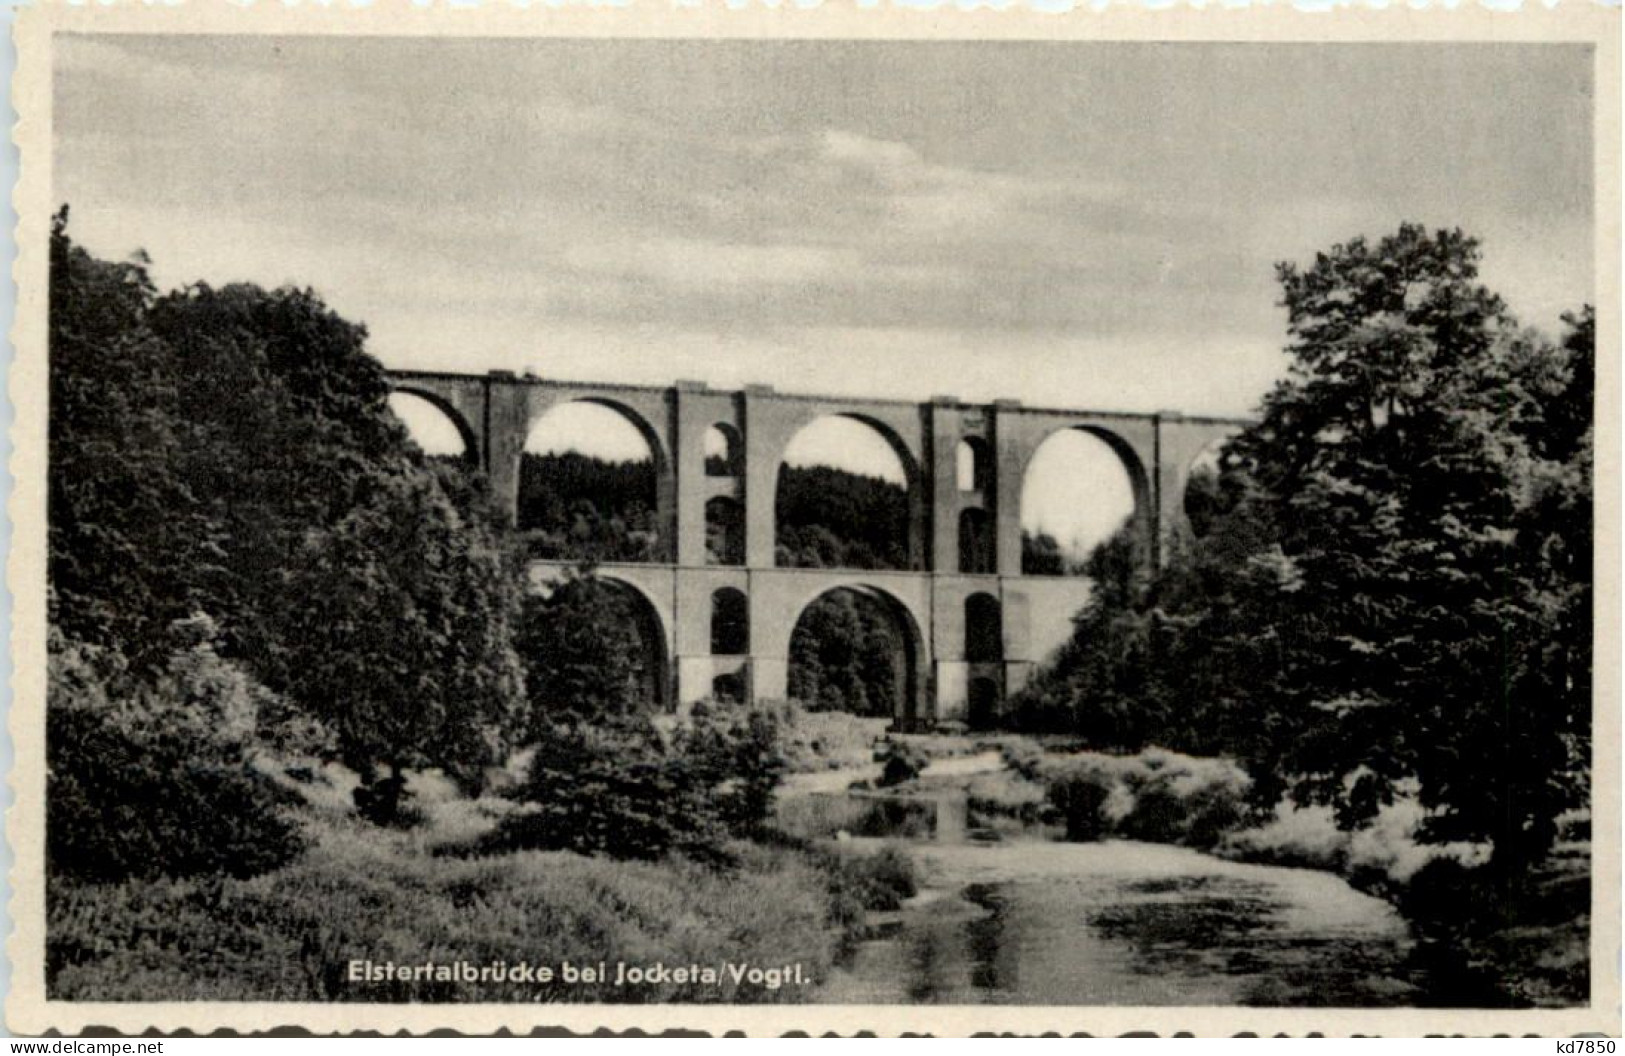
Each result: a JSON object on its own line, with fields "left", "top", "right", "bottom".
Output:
{"left": 5, "top": 0, "right": 1620, "bottom": 1037}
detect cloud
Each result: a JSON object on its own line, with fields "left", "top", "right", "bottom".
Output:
{"left": 53, "top": 36, "right": 1593, "bottom": 418}
{"left": 563, "top": 238, "right": 866, "bottom": 290}
{"left": 52, "top": 36, "right": 1260, "bottom": 341}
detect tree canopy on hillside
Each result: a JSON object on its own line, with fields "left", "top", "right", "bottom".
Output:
{"left": 776, "top": 464, "right": 910, "bottom": 570}
{"left": 518, "top": 452, "right": 662, "bottom": 563}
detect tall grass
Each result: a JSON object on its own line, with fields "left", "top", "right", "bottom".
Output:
{"left": 49, "top": 815, "right": 842, "bottom": 1003}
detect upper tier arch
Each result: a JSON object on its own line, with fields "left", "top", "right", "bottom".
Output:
{"left": 385, "top": 370, "right": 1247, "bottom": 571}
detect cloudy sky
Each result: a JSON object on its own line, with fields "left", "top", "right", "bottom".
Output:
{"left": 55, "top": 35, "right": 1594, "bottom": 426}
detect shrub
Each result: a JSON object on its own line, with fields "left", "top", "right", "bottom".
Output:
{"left": 1000, "top": 740, "right": 1048, "bottom": 782}
{"left": 495, "top": 718, "right": 725, "bottom": 862}
{"left": 859, "top": 846, "right": 918, "bottom": 908}
{"left": 1113, "top": 749, "right": 1251, "bottom": 849}
{"left": 876, "top": 740, "right": 929, "bottom": 788}
{"left": 1217, "top": 797, "right": 1492, "bottom": 888}
{"left": 1216, "top": 803, "right": 1351, "bottom": 874}
{"left": 772, "top": 702, "right": 889, "bottom": 773}
{"left": 497, "top": 703, "right": 787, "bottom": 863}
{"left": 676, "top": 699, "right": 787, "bottom": 838}
{"left": 966, "top": 769, "right": 1050, "bottom": 823}
{"left": 1038, "top": 748, "right": 1251, "bottom": 849}
{"left": 47, "top": 633, "right": 306, "bottom": 883}
{"left": 812, "top": 843, "right": 920, "bottom": 922}
{"left": 353, "top": 772, "right": 426, "bottom": 829}
{"left": 1047, "top": 767, "right": 1117, "bottom": 842}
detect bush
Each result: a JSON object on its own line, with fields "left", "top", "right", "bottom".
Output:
{"left": 772, "top": 703, "right": 889, "bottom": 773}
{"left": 495, "top": 703, "right": 787, "bottom": 864}
{"left": 1216, "top": 803, "right": 1351, "bottom": 874}
{"left": 1114, "top": 749, "right": 1251, "bottom": 849}
{"left": 677, "top": 699, "right": 788, "bottom": 838}
{"left": 494, "top": 718, "right": 724, "bottom": 862}
{"left": 352, "top": 772, "right": 427, "bottom": 830}
{"left": 860, "top": 845, "right": 919, "bottom": 908}
{"left": 1047, "top": 767, "right": 1118, "bottom": 842}
{"left": 1390, "top": 856, "right": 1588, "bottom": 1008}
{"left": 1216, "top": 797, "right": 1492, "bottom": 888}
{"left": 811, "top": 843, "right": 920, "bottom": 934}
{"left": 1039, "top": 748, "right": 1251, "bottom": 849}
{"left": 1000, "top": 740, "right": 1048, "bottom": 782}
{"left": 47, "top": 633, "right": 307, "bottom": 883}
{"left": 966, "top": 769, "right": 1050, "bottom": 823}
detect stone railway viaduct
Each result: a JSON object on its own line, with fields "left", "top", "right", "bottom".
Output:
{"left": 388, "top": 369, "right": 1245, "bottom": 729}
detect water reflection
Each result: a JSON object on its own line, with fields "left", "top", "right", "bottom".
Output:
{"left": 814, "top": 825, "right": 1432, "bottom": 1006}
{"left": 963, "top": 884, "right": 1010, "bottom": 994}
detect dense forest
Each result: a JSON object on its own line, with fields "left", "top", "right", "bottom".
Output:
{"left": 787, "top": 589, "right": 911, "bottom": 718}
{"left": 513, "top": 450, "right": 913, "bottom": 571}
{"left": 776, "top": 464, "right": 910, "bottom": 570}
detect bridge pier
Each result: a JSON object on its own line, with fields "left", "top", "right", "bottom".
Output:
{"left": 749, "top": 654, "right": 790, "bottom": 702}
{"left": 934, "top": 661, "right": 969, "bottom": 724}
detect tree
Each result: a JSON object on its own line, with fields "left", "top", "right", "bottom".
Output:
{"left": 1008, "top": 525, "right": 1172, "bottom": 744}
{"left": 1016, "top": 224, "right": 1592, "bottom": 872}
{"left": 145, "top": 280, "right": 528, "bottom": 811}
{"left": 502, "top": 700, "right": 785, "bottom": 864}
{"left": 47, "top": 208, "right": 216, "bottom": 669}
{"left": 281, "top": 468, "right": 527, "bottom": 802}
{"left": 47, "top": 212, "right": 529, "bottom": 823}
{"left": 1227, "top": 225, "right": 1587, "bottom": 867}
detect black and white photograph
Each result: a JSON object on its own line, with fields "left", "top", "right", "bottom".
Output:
{"left": 8, "top": 5, "right": 1618, "bottom": 1037}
